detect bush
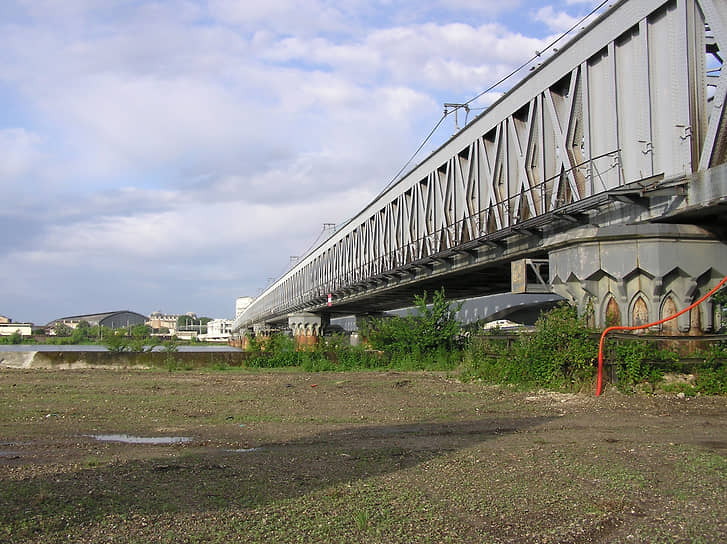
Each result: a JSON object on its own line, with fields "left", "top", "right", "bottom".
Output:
{"left": 246, "top": 334, "right": 302, "bottom": 368}
{"left": 514, "top": 304, "right": 597, "bottom": 387}
{"left": 695, "top": 365, "right": 727, "bottom": 394}
{"left": 460, "top": 334, "right": 515, "bottom": 383}
{"left": 102, "top": 330, "right": 129, "bottom": 353}
{"left": 460, "top": 303, "right": 597, "bottom": 389}
{"left": 0, "top": 331, "right": 23, "bottom": 345}
{"left": 611, "top": 340, "right": 674, "bottom": 389}
{"left": 609, "top": 340, "right": 727, "bottom": 395}
{"left": 362, "top": 288, "right": 462, "bottom": 354}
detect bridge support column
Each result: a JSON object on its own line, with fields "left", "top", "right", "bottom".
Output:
{"left": 548, "top": 225, "right": 727, "bottom": 333}
{"left": 252, "top": 324, "right": 274, "bottom": 337}
{"left": 351, "top": 313, "right": 385, "bottom": 346}
{"left": 248, "top": 324, "right": 275, "bottom": 350}
{"left": 228, "top": 332, "right": 250, "bottom": 350}
{"left": 288, "top": 313, "right": 329, "bottom": 349}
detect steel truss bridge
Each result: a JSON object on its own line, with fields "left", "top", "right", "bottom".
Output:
{"left": 234, "top": 0, "right": 727, "bottom": 336}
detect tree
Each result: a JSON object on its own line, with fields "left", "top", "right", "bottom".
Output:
{"left": 177, "top": 315, "right": 196, "bottom": 331}
{"left": 126, "top": 324, "right": 155, "bottom": 352}
{"left": 199, "top": 317, "right": 212, "bottom": 335}
{"left": 130, "top": 324, "right": 152, "bottom": 338}
{"left": 70, "top": 327, "right": 87, "bottom": 344}
{"left": 53, "top": 323, "right": 72, "bottom": 337}
{"left": 76, "top": 320, "right": 91, "bottom": 331}
{"left": 103, "top": 329, "right": 129, "bottom": 352}
{"left": 363, "top": 288, "right": 462, "bottom": 353}
{"left": 69, "top": 320, "right": 91, "bottom": 343}
{"left": 176, "top": 315, "right": 210, "bottom": 334}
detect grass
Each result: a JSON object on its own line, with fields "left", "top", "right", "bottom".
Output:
{"left": 0, "top": 368, "right": 725, "bottom": 543}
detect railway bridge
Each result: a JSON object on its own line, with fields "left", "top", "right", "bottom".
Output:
{"left": 232, "top": 0, "right": 727, "bottom": 344}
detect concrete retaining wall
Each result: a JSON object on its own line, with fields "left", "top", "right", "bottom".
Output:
{"left": 0, "top": 351, "right": 252, "bottom": 370}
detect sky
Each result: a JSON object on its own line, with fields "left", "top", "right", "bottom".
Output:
{"left": 1, "top": 0, "right": 606, "bottom": 325}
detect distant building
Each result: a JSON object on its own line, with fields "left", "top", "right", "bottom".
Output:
{"left": 203, "top": 319, "right": 233, "bottom": 341}
{"left": 48, "top": 311, "right": 147, "bottom": 331}
{"left": 0, "top": 315, "right": 10, "bottom": 324}
{"left": 0, "top": 323, "right": 32, "bottom": 336}
{"left": 235, "top": 297, "right": 253, "bottom": 318}
{"left": 147, "top": 311, "right": 180, "bottom": 333}
{"left": 147, "top": 311, "right": 206, "bottom": 335}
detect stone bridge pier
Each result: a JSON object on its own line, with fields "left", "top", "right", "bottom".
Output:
{"left": 288, "top": 312, "right": 330, "bottom": 349}
{"left": 228, "top": 324, "right": 271, "bottom": 350}
{"left": 549, "top": 225, "right": 727, "bottom": 333}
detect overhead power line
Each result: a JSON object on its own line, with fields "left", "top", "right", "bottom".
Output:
{"left": 384, "top": 0, "right": 611, "bottom": 191}
{"left": 279, "top": 0, "right": 611, "bottom": 284}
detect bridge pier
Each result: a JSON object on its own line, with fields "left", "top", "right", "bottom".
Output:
{"left": 252, "top": 323, "right": 275, "bottom": 337}
{"left": 349, "top": 313, "right": 386, "bottom": 346}
{"left": 549, "top": 225, "right": 727, "bottom": 333}
{"left": 354, "top": 313, "right": 385, "bottom": 330}
{"left": 288, "top": 312, "right": 329, "bottom": 349}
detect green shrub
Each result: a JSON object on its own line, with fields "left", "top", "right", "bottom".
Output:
{"left": 460, "top": 303, "right": 597, "bottom": 389}
{"left": 612, "top": 340, "right": 671, "bottom": 388}
{"left": 513, "top": 303, "right": 597, "bottom": 387}
{"left": 695, "top": 365, "right": 727, "bottom": 394}
{"left": 362, "top": 288, "right": 462, "bottom": 354}
{"left": 245, "top": 334, "right": 303, "bottom": 368}
{"left": 102, "top": 330, "right": 129, "bottom": 353}
{"left": 460, "top": 334, "right": 511, "bottom": 383}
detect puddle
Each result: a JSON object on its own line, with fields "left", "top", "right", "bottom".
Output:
{"left": 86, "top": 434, "right": 192, "bottom": 444}
{"left": 224, "top": 447, "right": 262, "bottom": 453}
{"left": 0, "top": 451, "right": 22, "bottom": 458}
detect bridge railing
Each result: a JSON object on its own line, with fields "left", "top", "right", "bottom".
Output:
{"left": 240, "top": 150, "right": 624, "bottom": 326}
{"left": 235, "top": 0, "right": 726, "bottom": 330}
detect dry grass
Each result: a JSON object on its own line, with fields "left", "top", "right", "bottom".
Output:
{"left": 1, "top": 368, "right": 725, "bottom": 543}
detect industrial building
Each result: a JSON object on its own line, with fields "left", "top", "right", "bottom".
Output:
{"left": 47, "top": 311, "right": 148, "bottom": 330}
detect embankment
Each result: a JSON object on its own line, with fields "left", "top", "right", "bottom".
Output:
{"left": 0, "top": 350, "right": 251, "bottom": 369}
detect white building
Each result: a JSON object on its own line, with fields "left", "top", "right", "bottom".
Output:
{"left": 0, "top": 323, "right": 33, "bottom": 336}
{"left": 235, "top": 297, "right": 253, "bottom": 319}
{"left": 203, "top": 319, "right": 233, "bottom": 342}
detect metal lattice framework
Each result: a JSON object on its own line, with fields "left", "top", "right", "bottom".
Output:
{"left": 235, "top": 0, "right": 727, "bottom": 330}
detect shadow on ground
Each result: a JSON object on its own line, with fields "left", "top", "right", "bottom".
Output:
{"left": 0, "top": 416, "right": 552, "bottom": 540}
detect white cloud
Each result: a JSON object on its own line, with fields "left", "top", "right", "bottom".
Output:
{"left": 0, "top": 128, "right": 43, "bottom": 182}
{"left": 0, "top": 0, "right": 590, "bottom": 323}
{"left": 533, "top": 6, "right": 580, "bottom": 33}
{"left": 262, "top": 21, "right": 548, "bottom": 94}
{"left": 207, "top": 0, "right": 349, "bottom": 36}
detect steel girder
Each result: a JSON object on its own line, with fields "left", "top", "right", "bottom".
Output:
{"left": 234, "top": 0, "right": 727, "bottom": 330}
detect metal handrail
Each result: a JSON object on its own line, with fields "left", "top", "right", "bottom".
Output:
{"left": 238, "top": 150, "right": 624, "bottom": 327}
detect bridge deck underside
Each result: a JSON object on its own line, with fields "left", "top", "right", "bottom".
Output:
{"left": 235, "top": 0, "right": 727, "bottom": 330}
{"left": 306, "top": 262, "right": 516, "bottom": 320}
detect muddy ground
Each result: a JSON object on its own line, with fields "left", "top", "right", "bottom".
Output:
{"left": 0, "top": 368, "right": 725, "bottom": 543}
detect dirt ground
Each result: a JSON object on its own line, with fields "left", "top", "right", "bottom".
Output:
{"left": 0, "top": 368, "right": 725, "bottom": 543}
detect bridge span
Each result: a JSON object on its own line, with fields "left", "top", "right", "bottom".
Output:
{"left": 233, "top": 0, "right": 727, "bottom": 342}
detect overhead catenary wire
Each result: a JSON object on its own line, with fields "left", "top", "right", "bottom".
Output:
{"left": 274, "top": 0, "right": 612, "bottom": 289}
{"left": 381, "top": 0, "right": 611, "bottom": 193}
{"left": 283, "top": 224, "right": 331, "bottom": 271}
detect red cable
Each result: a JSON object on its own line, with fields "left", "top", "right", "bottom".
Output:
{"left": 596, "top": 274, "right": 727, "bottom": 396}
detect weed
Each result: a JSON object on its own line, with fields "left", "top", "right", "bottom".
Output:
{"left": 353, "top": 510, "right": 370, "bottom": 531}
{"left": 660, "top": 382, "right": 697, "bottom": 396}
{"left": 361, "top": 288, "right": 462, "bottom": 354}
{"left": 83, "top": 455, "right": 102, "bottom": 468}
{"left": 460, "top": 303, "right": 597, "bottom": 389}
{"left": 694, "top": 364, "right": 727, "bottom": 394}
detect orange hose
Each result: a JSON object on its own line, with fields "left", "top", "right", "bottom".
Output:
{"left": 596, "top": 274, "right": 727, "bottom": 396}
